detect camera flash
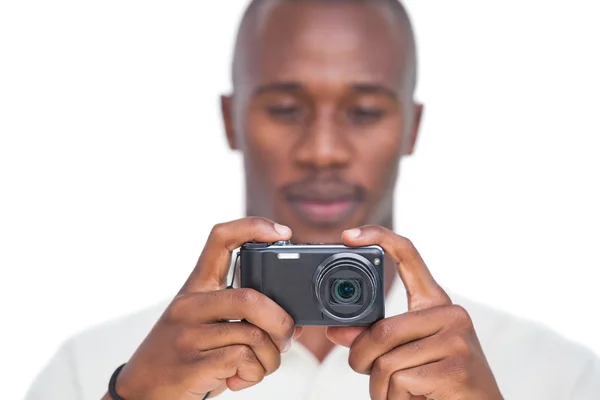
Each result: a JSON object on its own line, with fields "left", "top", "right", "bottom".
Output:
{"left": 374, "top": 258, "right": 381, "bottom": 266}
{"left": 277, "top": 253, "right": 300, "bottom": 260}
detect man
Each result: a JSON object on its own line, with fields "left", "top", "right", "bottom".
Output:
{"left": 26, "top": 0, "right": 600, "bottom": 399}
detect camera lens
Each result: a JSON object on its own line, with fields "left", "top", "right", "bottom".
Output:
{"left": 332, "top": 279, "right": 361, "bottom": 304}
{"left": 313, "top": 252, "right": 381, "bottom": 323}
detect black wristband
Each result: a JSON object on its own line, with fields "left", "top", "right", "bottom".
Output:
{"left": 108, "top": 363, "right": 211, "bottom": 400}
{"left": 108, "top": 363, "right": 126, "bottom": 399}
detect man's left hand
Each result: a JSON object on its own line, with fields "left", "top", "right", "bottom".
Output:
{"left": 326, "top": 226, "right": 503, "bottom": 400}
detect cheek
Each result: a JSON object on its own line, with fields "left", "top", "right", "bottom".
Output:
{"left": 241, "top": 114, "right": 295, "bottom": 188}
{"left": 352, "top": 123, "right": 404, "bottom": 188}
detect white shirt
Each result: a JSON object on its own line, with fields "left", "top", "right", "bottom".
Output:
{"left": 25, "top": 277, "right": 600, "bottom": 399}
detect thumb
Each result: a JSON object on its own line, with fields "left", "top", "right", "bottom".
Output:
{"left": 182, "top": 217, "right": 291, "bottom": 293}
{"left": 325, "top": 326, "right": 367, "bottom": 348}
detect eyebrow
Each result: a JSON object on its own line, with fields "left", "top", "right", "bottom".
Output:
{"left": 252, "top": 82, "right": 303, "bottom": 96}
{"left": 351, "top": 83, "right": 398, "bottom": 101}
{"left": 251, "top": 81, "right": 399, "bottom": 101}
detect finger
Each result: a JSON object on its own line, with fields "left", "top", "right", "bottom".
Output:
{"left": 226, "top": 375, "right": 257, "bottom": 392}
{"left": 177, "top": 289, "right": 296, "bottom": 352}
{"left": 386, "top": 360, "right": 456, "bottom": 399}
{"left": 325, "top": 326, "right": 368, "bottom": 348}
{"left": 342, "top": 226, "right": 451, "bottom": 310}
{"left": 347, "top": 308, "right": 446, "bottom": 374}
{"left": 370, "top": 333, "right": 452, "bottom": 400}
{"left": 183, "top": 322, "right": 281, "bottom": 375}
{"left": 182, "top": 217, "right": 292, "bottom": 293}
{"left": 194, "top": 345, "right": 266, "bottom": 394}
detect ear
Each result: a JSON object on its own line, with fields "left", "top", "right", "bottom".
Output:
{"left": 403, "top": 102, "right": 424, "bottom": 155}
{"left": 221, "top": 94, "right": 238, "bottom": 150}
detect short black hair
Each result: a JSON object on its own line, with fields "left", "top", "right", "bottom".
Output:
{"left": 232, "top": 0, "right": 418, "bottom": 94}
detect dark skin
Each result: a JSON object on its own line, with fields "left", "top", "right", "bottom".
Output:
{"left": 102, "top": 1, "right": 503, "bottom": 399}
{"left": 224, "top": 0, "right": 418, "bottom": 247}
{"left": 222, "top": 0, "right": 417, "bottom": 361}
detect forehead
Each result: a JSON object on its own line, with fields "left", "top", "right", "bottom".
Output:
{"left": 238, "top": 1, "right": 410, "bottom": 95}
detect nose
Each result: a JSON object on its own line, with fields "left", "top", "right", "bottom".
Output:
{"left": 293, "top": 107, "right": 353, "bottom": 170}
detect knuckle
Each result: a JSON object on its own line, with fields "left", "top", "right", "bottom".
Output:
{"left": 210, "top": 222, "right": 227, "bottom": 240}
{"left": 396, "top": 235, "right": 415, "bottom": 251}
{"left": 371, "top": 320, "right": 396, "bottom": 344}
{"left": 363, "top": 224, "right": 388, "bottom": 239}
{"left": 238, "top": 345, "right": 259, "bottom": 364}
{"left": 164, "top": 295, "right": 191, "bottom": 324}
{"left": 370, "top": 224, "right": 386, "bottom": 234}
{"left": 406, "top": 339, "right": 424, "bottom": 355}
{"left": 371, "top": 354, "right": 392, "bottom": 376}
{"left": 447, "top": 304, "right": 472, "bottom": 325}
{"left": 235, "top": 345, "right": 266, "bottom": 384}
{"left": 410, "top": 308, "right": 427, "bottom": 319}
{"left": 247, "top": 326, "right": 269, "bottom": 346}
{"left": 210, "top": 347, "right": 228, "bottom": 364}
{"left": 216, "top": 322, "right": 231, "bottom": 337}
{"left": 391, "top": 370, "right": 407, "bottom": 387}
{"left": 235, "top": 288, "right": 262, "bottom": 307}
{"left": 247, "top": 216, "right": 265, "bottom": 230}
{"left": 447, "top": 333, "right": 471, "bottom": 355}
{"left": 389, "top": 235, "right": 416, "bottom": 264}
{"left": 212, "top": 222, "right": 239, "bottom": 251}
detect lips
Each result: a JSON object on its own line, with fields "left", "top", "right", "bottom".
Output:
{"left": 289, "top": 199, "right": 358, "bottom": 224}
{"left": 282, "top": 179, "right": 364, "bottom": 225}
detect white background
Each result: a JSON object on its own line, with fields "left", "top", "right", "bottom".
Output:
{"left": 1, "top": 1, "right": 599, "bottom": 398}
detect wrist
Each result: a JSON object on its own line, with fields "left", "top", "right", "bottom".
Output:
{"left": 110, "top": 364, "right": 143, "bottom": 400}
{"left": 107, "top": 363, "right": 142, "bottom": 400}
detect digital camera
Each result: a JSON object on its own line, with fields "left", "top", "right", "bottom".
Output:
{"left": 239, "top": 241, "right": 385, "bottom": 326}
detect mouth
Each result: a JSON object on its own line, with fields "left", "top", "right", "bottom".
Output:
{"left": 281, "top": 178, "right": 365, "bottom": 226}
{"left": 287, "top": 197, "right": 360, "bottom": 225}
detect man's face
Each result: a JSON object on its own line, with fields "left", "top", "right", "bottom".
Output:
{"left": 222, "top": 1, "right": 422, "bottom": 243}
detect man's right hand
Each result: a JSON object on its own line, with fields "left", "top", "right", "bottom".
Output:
{"left": 104, "top": 217, "right": 299, "bottom": 400}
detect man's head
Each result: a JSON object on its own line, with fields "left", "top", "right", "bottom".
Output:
{"left": 221, "top": 0, "right": 423, "bottom": 243}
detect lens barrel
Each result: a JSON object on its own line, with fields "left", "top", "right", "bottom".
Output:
{"left": 313, "top": 252, "right": 378, "bottom": 322}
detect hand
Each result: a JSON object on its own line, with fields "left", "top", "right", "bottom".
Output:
{"left": 109, "top": 217, "right": 301, "bottom": 400}
{"left": 326, "top": 226, "right": 503, "bottom": 400}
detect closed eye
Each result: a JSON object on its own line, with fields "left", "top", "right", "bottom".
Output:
{"left": 267, "top": 105, "right": 300, "bottom": 117}
{"left": 348, "top": 107, "right": 385, "bottom": 124}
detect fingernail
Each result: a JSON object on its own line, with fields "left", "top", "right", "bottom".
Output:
{"left": 282, "top": 341, "right": 292, "bottom": 353}
{"left": 344, "top": 228, "right": 361, "bottom": 239}
{"left": 274, "top": 223, "right": 291, "bottom": 237}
